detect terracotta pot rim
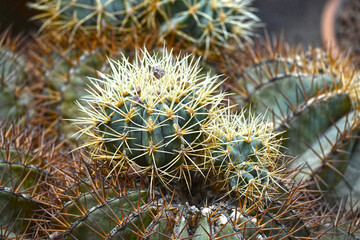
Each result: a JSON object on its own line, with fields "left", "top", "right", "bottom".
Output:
{"left": 321, "top": 0, "right": 342, "bottom": 55}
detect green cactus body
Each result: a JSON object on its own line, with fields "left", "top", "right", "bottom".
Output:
{"left": 74, "top": 49, "right": 226, "bottom": 182}
{"left": 47, "top": 49, "right": 104, "bottom": 116}
{"left": 229, "top": 46, "right": 360, "bottom": 208}
{"left": 30, "top": 0, "right": 260, "bottom": 54}
{"left": 98, "top": 86, "right": 208, "bottom": 170}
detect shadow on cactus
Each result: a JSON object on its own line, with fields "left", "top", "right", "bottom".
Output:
{"left": 220, "top": 37, "right": 360, "bottom": 209}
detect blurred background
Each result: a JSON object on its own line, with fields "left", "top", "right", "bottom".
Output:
{"left": 253, "top": 0, "right": 327, "bottom": 46}
{"left": 0, "top": 0, "right": 327, "bottom": 46}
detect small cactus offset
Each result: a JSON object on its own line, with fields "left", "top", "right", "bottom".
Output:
{"left": 221, "top": 39, "right": 360, "bottom": 208}
{"left": 208, "top": 110, "right": 284, "bottom": 200}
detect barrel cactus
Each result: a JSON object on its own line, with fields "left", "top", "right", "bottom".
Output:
{"left": 144, "top": 0, "right": 261, "bottom": 50}
{"left": 73, "top": 47, "right": 228, "bottom": 186}
{"left": 221, "top": 40, "right": 360, "bottom": 208}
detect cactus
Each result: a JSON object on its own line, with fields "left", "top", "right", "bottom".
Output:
{"left": 0, "top": 37, "right": 351, "bottom": 239}
{"left": 0, "top": 30, "right": 31, "bottom": 121}
{"left": 0, "top": 122, "right": 66, "bottom": 238}
{"left": 221, "top": 39, "right": 360, "bottom": 209}
{"left": 144, "top": 0, "right": 261, "bottom": 50}
{"left": 73, "top": 48, "right": 227, "bottom": 186}
{"left": 316, "top": 205, "right": 360, "bottom": 240}
{"left": 63, "top": 47, "right": 335, "bottom": 239}
{"left": 29, "top": 0, "right": 146, "bottom": 39}
{"left": 208, "top": 110, "right": 284, "bottom": 200}
{"left": 42, "top": 156, "right": 322, "bottom": 240}
{"left": 29, "top": 0, "right": 260, "bottom": 54}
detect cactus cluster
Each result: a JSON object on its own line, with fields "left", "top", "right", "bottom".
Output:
{"left": 29, "top": 0, "right": 260, "bottom": 52}
{"left": 220, "top": 39, "right": 360, "bottom": 209}
{"left": 73, "top": 48, "right": 284, "bottom": 200}
{"left": 1, "top": 0, "right": 360, "bottom": 238}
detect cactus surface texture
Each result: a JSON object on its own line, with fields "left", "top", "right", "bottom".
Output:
{"left": 29, "top": 0, "right": 145, "bottom": 37}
